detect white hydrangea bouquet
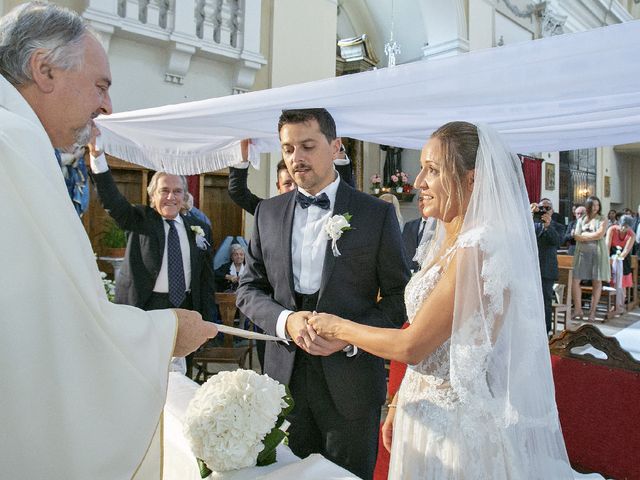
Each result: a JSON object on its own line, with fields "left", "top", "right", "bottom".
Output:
{"left": 183, "top": 369, "right": 294, "bottom": 477}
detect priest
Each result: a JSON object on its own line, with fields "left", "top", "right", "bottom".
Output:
{"left": 0, "top": 3, "right": 217, "bottom": 479}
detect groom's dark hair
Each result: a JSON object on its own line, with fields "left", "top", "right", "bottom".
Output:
{"left": 278, "top": 108, "right": 337, "bottom": 143}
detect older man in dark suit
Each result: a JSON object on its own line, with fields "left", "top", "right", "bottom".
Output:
{"left": 90, "top": 158, "right": 214, "bottom": 320}
{"left": 89, "top": 144, "right": 215, "bottom": 374}
{"left": 237, "top": 109, "right": 409, "bottom": 479}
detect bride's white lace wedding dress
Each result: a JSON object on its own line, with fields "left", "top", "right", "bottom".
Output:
{"left": 387, "top": 235, "right": 574, "bottom": 480}
{"left": 388, "top": 246, "right": 518, "bottom": 479}
{"left": 386, "top": 123, "right": 573, "bottom": 480}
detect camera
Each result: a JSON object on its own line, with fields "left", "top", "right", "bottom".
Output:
{"left": 533, "top": 205, "right": 551, "bottom": 222}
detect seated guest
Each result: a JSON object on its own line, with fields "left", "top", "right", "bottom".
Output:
{"left": 88, "top": 137, "right": 215, "bottom": 373}
{"left": 215, "top": 243, "right": 246, "bottom": 292}
{"left": 215, "top": 241, "right": 265, "bottom": 372}
{"left": 229, "top": 140, "right": 354, "bottom": 215}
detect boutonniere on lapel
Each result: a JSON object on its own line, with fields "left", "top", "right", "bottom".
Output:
{"left": 190, "top": 225, "right": 210, "bottom": 250}
{"left": 324, "top": 213, "right": 353, "bottom": 257}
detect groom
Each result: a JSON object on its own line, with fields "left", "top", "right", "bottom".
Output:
{"left": 236, "top": 108, "right": 409, "bottom": 479}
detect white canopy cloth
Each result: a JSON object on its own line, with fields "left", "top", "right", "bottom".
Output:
{"left": 96, "top": 20, "right": 640, "bottom": 175}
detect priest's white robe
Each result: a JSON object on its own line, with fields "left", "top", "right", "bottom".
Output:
{"left": 0, "top": 75, "right": 177, "bottom": 478}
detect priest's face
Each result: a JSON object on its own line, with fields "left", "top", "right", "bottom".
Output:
{"left": 42, "top": 35, "right": 113, "bottom": 148}
{"left": 152, "top": 174, "right": 185, "bottom": 219}
{"left": 280, "top": 119, "right": 340, "bottom": 195}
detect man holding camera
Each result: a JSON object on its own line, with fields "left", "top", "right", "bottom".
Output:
{"left": 531, "top": 198, "right": 564, "bottom": 334}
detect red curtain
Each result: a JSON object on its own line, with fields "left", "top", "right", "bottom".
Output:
{"left": 186, "top": 175, "right": 200, "bottom": 207}
{"left": 520, "top": 155, "right": 543, "bottom": 204}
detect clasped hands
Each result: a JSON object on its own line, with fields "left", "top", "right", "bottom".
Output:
{"left": 286, "top": 311, "right": 348, "bottom": 356}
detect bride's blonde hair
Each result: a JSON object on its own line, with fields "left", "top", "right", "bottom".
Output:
{"left": 431, "top": 121, "right": 478, "bottom": 221}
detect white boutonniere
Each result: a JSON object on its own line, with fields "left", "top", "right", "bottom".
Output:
{"left": 191, "top": 225, "right": 210, "bottom": 250}
{"left": 324, "top": 213, "right": 353, "bottom": 257}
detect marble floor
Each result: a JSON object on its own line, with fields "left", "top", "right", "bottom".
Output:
{"left": 557, "top": 305, "right": 640, "bottom": 337}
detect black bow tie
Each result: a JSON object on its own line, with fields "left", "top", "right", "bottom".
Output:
{"left": 296, "top": 191, "right": 330, "bottom": 210}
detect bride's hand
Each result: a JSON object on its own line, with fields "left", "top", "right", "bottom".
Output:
{"left": 307, "top": 313, "right": 344, "bottom": 340}
{"left": 382, "top": 406, "right": 396, "bottom": 453}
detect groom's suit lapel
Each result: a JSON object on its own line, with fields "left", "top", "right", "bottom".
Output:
{"left": 318, "top": 181, "right": 352, "bottom": 301}
{"left": 281, "top": 192, "right": 297, "bottom": 302}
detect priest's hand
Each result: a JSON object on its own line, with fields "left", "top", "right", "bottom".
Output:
{"left": 173, "top": 309, "right": 218, "bottom": 357}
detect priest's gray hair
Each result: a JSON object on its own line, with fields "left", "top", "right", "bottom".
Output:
{"left": 0, "top": 2, "right": 89, "bottom": 86}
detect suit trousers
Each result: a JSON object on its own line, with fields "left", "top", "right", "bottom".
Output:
{"left": 288, "top": 352, "right": 380, "bottom": 480}
{"left": 287, "top": 291, "right": 380, "bottom": 480}
{"left": 541, "top": 278, "right": 555, "bottom": 333}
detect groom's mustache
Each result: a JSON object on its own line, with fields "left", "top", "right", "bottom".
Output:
{"left": 292, "top": 164, "right": 311, "bottom": 173}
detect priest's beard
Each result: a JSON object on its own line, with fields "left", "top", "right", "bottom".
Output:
{"left": 74, "top": 122, "right": 93, "bottom": 146}
{"left": 58, "top": 123, "right": 93, "bottom": 154}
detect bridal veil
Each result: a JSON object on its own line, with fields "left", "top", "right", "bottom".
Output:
{"left": 424, "top": 123, "right": 573, "bottom": 477}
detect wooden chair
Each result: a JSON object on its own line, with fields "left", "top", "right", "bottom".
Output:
{"left": 552, "top": 261, "right": 573, "bottom": 333}
{"left": 579, "top": 284, "right": 616, "bottom": 320}
{"left": 191, "top": 292, "right": 253, "bottom": 383}
{"left": 560, "top": 254, "right": 618, "bottom": 321}
{"left": 549, "top": 325, "right": 640, "bottom": 479}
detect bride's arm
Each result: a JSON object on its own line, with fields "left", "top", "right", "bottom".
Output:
{"left": 308, "top": 255, "right": 457, "bottom": 365}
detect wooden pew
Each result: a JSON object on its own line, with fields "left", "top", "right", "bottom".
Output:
{"left": 550, "top": 325, "right": 640, "bottom": 479}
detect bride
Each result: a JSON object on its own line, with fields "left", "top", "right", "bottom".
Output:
{"left": 308, "top": 121, "right": 573, "bottom": 479}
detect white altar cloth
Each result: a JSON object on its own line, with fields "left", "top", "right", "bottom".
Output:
{"left": 163, "top": 373, "right": 359, "bottom": 480}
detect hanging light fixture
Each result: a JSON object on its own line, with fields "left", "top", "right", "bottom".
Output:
{"left": 384, "top": 0, "right": 401, "bottom": 67}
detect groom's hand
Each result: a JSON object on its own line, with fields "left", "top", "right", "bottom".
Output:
{"left": 300, "top": 324, "right": 348, "bottom": 356}
{"left": 287, "top": 311, "right": 347, "bottom": 356}
{"left": 286, "top": 310, "right": 312, "bottom": 345}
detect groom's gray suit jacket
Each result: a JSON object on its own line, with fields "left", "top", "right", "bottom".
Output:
{"left": 237, "top": 181, "right": 409, "bottom": 418}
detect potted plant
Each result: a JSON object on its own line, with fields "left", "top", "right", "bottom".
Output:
{"left": 390, "top": 170, "right": 409, "bottom": 193}
{"left": 370, "top": 173, "right": 382, "bottom": 194}
{"left": 101, "top": 217, "right": 127, "bottom": 258}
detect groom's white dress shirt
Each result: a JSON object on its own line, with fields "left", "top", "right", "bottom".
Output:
{"left": 276, "top": 174, "right": 340, "bottom": 339}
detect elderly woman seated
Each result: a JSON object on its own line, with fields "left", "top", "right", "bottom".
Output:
{"left": 214, "top": 243, "right": 246, "bottom": 292}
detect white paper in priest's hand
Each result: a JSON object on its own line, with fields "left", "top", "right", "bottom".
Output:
{"left": 216, "top": 324, "right": 284, "bottom": 342}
